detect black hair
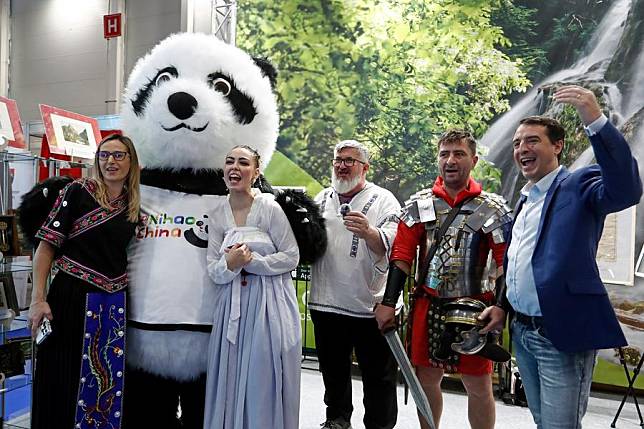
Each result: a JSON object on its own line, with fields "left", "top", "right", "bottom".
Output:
{"left": 437, "top": 129, "right": 477, "bottom": 156}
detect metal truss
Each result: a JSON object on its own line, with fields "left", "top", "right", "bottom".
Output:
{"left": 212, "top": 0, "right": 237, "bottom": 45}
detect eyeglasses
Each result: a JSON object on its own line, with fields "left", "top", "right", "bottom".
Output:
{"left": 332, "top": 157, "right": 366, "bottom": 167}
{"left": 96, "top": 150, "right": 129, "bottom": 161}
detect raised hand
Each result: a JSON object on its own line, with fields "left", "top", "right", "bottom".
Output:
{"left": 553, "top": 85, "right": 602, "bottom": 126}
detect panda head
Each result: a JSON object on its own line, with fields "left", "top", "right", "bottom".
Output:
{"left": 120, "top": 33, "right": 278, "bottom": 172}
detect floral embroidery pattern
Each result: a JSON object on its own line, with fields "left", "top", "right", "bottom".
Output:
{"left": 69, "top": 196, "right": 127, "bottom": 239}
{"left": 42, "top": 182, "right": 72, "bottom": 224}
{"left": 35, "top": 227, "right": 66, "bottom": 248}
{"left": 80, "top": 179, "right": 98, "bottom": 196}
{"left": 75, "top": 292, "right": 125, "bottom": 429}
{"left": 55, "top": 256, "right": 128, "bottom": 293}
{"left": 35, "top": 181, "right": 77, "bottom": 247}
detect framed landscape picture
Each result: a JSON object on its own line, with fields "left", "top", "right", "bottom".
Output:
{"left": 39, "top": 104, "right": 100, "bottom": 160}
{"left": 0, "top": 96, "right": 26, "bottom": 149}
{"left": 597, "top": 206, "right": 637, "bottom": 286}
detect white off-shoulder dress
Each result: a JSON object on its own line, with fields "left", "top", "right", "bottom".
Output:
{"left": 203, "top": 191, "right": 301, "bottom": 429}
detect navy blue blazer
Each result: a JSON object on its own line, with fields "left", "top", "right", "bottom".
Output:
{"left": 504, "top": 121, "right": 642, "bottom": 352}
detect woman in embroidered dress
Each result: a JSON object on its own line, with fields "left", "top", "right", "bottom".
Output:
{"left": 28, "top": 134, "right": 140, "bottom": 429}
{"left": 203, "top": 145, "right": 301, "bottom": 429}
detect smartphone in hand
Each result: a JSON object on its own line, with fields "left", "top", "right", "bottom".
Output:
{"left": 35, "top": 318, "right": 52, "bottom": 345}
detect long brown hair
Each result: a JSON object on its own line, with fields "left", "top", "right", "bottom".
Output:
{"left": 92, "top": 134, "right": 141, "bottom": 222}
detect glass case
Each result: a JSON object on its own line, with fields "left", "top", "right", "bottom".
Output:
{"left": 1, "top": 314, "right": 31, "bottom": 429}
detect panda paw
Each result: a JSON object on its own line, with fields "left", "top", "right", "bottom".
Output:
{"left": 274, "top": 189, "right": 327, "bottom": 265}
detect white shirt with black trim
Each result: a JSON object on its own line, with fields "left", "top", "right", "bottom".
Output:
{"left": 309, "top": 182, "right": 401, "bottom": 317}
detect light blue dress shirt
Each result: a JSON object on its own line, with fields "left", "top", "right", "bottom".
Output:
{"left": 506, "top": 166, "right": 562, "bottom": 316}
{"left": 506, "top": 114, "right": 608, "bottom": 316}
{"left": 584, "top": 115, "right": 608, "bottom": 136}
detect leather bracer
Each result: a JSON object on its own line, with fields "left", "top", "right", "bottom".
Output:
{"left": 381, "top": 262, "right": 408, "bottom": 308}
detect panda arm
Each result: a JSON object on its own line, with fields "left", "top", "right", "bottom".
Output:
{"left": 206, "top": 214, "right": 241, "bottom": 284}
{"left": 244, "top": 200, "right": 299, "bottom": 276}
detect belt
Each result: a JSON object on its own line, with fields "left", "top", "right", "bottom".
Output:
{"left": 514, "top": 312, "right": 544, "bottom": 330}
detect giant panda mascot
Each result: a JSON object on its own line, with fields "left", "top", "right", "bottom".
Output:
{"left": 119, "top": 33, "right": 325, "bottom": 428}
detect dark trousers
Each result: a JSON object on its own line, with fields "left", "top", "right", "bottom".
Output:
{"left": 310, "top": 309, "right": 398, "bottom": 429}
{"left": 122, "top": 365, "right": 206, "bottom": 429}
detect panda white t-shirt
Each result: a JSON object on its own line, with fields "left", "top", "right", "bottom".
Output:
{"left": 128, "top": 185, "right": 220, "bottom": 328}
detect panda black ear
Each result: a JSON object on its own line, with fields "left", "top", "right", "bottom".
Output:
{"left": 253, "top": 57, "right": 278, "bottom": 89}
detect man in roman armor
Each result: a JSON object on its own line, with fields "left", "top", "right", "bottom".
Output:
{"left": 375, "top": 130, "right": 511, "bottom": 429}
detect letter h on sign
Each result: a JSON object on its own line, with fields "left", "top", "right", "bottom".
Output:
{"left": 103, "top": 13, "right": 122, "bottom": 39}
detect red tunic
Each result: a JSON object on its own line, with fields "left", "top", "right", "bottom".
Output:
{"left": 391, "top": 177, "right": 506, "bottom": 375}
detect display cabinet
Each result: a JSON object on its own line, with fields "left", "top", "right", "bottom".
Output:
{"left": 0, "top": 258, "right": 32, "bottom": 429}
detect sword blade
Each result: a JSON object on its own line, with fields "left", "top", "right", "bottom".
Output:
{"left": 384, "top": 329, "right": 436, "bottom": 429}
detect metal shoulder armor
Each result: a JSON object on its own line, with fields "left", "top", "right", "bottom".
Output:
{"left": 464, "top": 192, "right": 512, "bottom": 244}
{"left": 399, "top": 188, "right": 435, "bottom": 227}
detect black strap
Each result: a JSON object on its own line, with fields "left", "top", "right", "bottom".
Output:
{"left": 418, "top": 197, "right": 472, "bottom": 286}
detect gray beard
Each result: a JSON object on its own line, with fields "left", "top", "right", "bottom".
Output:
{"left": 332, "top": 172, "right": 362, "bottom": 195}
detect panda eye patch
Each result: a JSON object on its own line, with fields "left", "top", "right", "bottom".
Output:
{"left": 210, "top": 78, "right": 231, "bottom": 96}
{"left": 155, "top": 72, "right": 174, "bottom": 86}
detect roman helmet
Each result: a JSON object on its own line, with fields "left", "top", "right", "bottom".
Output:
{"left": 442, "top": 298, "right": 510, "bottom": 363}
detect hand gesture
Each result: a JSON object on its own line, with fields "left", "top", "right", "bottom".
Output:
{"left": 477, "top": 305, "right": 506, "bottom": 335}
{"left": 374, "top": 304, "right": 397, "bottom": 333}
{"left": 343, "top": 211, "right": 372, "bottom": 239}
{"left": 29, "top": 300, "right": 53, "bottom": 338}
{"left": 225, "top": 243, "right": 252, "bottom": 271}
{"left": 553, "top": 85, "right": 602, "bottom": 126}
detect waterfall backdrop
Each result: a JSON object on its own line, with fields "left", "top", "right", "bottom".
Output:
{"left": 481, "top": 0, "right": 644, "bottom": 384}
{"left": 240, "top": 0, "right": 644, "bottom": 388}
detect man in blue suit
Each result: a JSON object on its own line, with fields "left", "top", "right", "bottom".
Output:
{"left": 480, "top": 85, "right": 642, "bottom": 428}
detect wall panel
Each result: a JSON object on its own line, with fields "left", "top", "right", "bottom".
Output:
{"left": 9, "top": 0, "right": 181, "bottom": 121}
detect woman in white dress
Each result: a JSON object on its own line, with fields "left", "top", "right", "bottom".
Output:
{"left": 204, "top": 145, "right": 301, "bottom": 429}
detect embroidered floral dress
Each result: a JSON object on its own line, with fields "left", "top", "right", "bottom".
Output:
{"left": 32, "top": 178, "right": 136, "bottom": 429}
{"left": 203, "top": 192, "right": 301, "bottom": 429}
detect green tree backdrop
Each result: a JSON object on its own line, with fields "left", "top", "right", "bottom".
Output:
{"left": 237, "top": 0, "right": 529, "bottom": 199}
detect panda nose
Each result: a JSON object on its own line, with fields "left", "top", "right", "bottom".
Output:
{"left": 167, "top": 92, "right": 198, "bottom": 120}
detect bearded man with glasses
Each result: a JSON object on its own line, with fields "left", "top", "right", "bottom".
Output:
{"left": 309, "top": 140, "right": 401, "bottom": 429}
